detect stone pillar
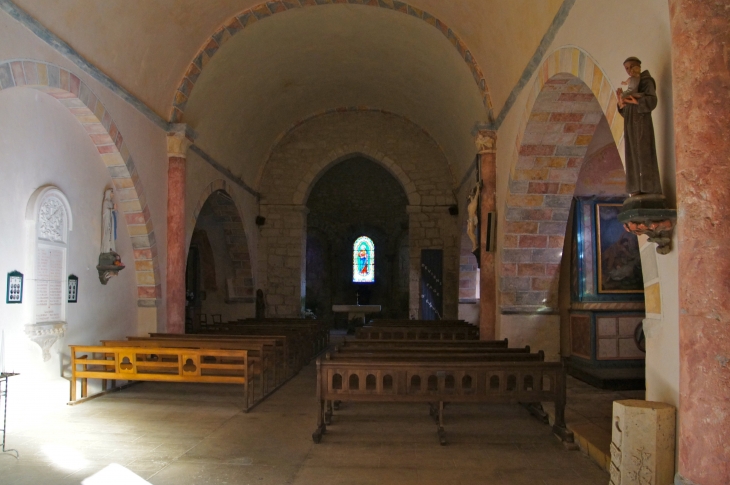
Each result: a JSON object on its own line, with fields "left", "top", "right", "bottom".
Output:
{"left": 475, "top": 130, "right": 497, "bottom": 340}
{"left": 258, "top": 204, "right": 308, "bottom": 317}
{"left": 670, "top": 2, "right": 730, "bottom": 484}
{"left": 166, "top": 124, "right": 192, "bottom": 333}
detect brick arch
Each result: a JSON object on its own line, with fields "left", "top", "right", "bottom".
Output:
{"left": 0, "top": 59, "right": 160, "bottom": 307}
{"left": 500, "top": 47, "right": 624, "bottom": 313}
{"left": 294, "top": 147, "right": 419, "bottom": 207}
{"left": 191, "top": 182, "right": 255, "bottom": 301}
{"left": 169, "top": 0, "right": 493, "bottom": 122}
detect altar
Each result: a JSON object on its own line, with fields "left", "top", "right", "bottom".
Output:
{"left": 331, "top": 304, "right": 381, "bottom": 323}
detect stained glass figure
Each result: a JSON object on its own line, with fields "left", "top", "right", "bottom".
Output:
{"left": 353, "top": 236, "right": 375, "bottom": 283}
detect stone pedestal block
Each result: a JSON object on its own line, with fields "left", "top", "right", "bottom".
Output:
{"left": 610, "top": 400, "right": 675, "bottom": 485}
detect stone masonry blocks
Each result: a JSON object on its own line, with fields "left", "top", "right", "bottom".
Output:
{"left": 501, "top": 47, "right": 618, "bottom": 312}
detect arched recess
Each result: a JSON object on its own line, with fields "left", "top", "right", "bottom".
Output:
{"left": 189, "top": 183, "right": 255, "bottom": 304}
{"left": 500, "top": 47, "right": 662, "bottom": 317}
{"left": 295, "top": 149, "right": 418, "bottom": 207}
{"left": 0, "top": 60, "right": 160, "bottom": 307}
{"left": 257, "top": 110, "right": 459, "bottom": 319}
{"left": 169, "top": 0, "right": 493, "bottom": 122}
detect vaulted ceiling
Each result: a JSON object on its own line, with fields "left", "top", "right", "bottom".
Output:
{"left": 12, "top": 0, "right": 565, "bottom": 186}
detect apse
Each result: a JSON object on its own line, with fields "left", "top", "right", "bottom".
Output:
{"left": 305, "top": 156, "right": 409, "bottom": 323}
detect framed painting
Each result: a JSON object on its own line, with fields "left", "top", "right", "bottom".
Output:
{"left": 596, "top": 203, "right": 643, "bottom": 293}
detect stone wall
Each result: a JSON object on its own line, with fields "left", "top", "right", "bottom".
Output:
{"left": 258, "top": 111, "right": 458, "bottom": 319}
{"left": 306, "top": 157, "right": 409, "bottom": 320}
{"left": 407, "top": 206, "right": 460, "bottom": 319}
{"left": 257, "top": 204, "right": 307, "bottom": 317}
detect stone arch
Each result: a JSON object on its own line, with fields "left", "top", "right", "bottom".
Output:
{"left": 0, "top": 59, "right": 159, "bottom": 306}
{"left": 170, "top": 1, "right": 493, "bottom": 122}
{"left": 500, "top": 47, "right": 622, "bottom": 313}
{"left": 296, "top": 148, "right": 419, "bottom": 207}
{"left": 258, "top": 110, "right": 456, "bottom": 208}
{"left": 191, "top": 182, "right": 255, "bottom": 301}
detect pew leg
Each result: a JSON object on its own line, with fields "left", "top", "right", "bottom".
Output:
{"left": 324, "top": 400, "right": 333, "bottom": 425}
{"left": 312, "top": 399, "right": 326, "bottom": 444}
{"left": 552, "top": 366, "right": 574, "bottom": 443}
{"left": 70, "top": 374, "right": 76, "bottom": 402}
{"left": 437, "top": 401, "right": 447, "bottom": 446}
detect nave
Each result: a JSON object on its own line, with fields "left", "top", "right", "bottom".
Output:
{"left": 0, "top": 360, "right": 608, "bottom": 485}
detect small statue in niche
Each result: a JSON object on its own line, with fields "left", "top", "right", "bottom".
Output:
{"left": 97, "top": 188, "right": 125, "bottom": 284}
{"left": 616, "top": 57, "right": 663, "bottom": 198}
{"left": 466, "top": 181, "right": 481, "bottom": 252}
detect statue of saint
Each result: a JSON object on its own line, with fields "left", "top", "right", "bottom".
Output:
{"left": 101, "top": 188, "right": 117, "bottom": 253}
{"left": 616, "top": 57, "right": 663, "bottom": 197}
{"left": 466, "top": 181, "right": 481, "bottom": 252}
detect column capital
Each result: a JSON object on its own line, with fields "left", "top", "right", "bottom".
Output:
{"left": 475, "top": 129, "right": 497, "bottom": 154}
{"left": 167, "top": 123, "right": 193, "bottom": 158}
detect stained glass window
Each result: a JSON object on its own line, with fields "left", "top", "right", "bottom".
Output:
{"left": 352, "top": 236, "right": 375, "bottom": 283}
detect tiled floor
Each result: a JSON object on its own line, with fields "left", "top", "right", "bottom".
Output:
{"left": 0, "top": 362, "right": 610, "bottom": 485}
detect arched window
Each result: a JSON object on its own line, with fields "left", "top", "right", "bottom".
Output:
{"left": 352, "top": 236, "right": 375, "bottom": 283}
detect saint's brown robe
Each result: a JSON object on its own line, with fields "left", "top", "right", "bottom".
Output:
{"left": 618, "top": 70, "right": 663, "bottom": 195}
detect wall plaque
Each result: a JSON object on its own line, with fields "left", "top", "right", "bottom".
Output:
{"left": 35, "top": 245, "right": 65, "bottom": 322}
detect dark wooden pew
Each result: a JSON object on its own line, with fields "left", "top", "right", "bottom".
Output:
{"left": 355, "top": 325, "right": 479, "bottom": 340}
{"left": 311, "top": 352, "right": 573, "bottom": 445}
{"left": 148, "top": 333, "right": 291, "bottom": 378}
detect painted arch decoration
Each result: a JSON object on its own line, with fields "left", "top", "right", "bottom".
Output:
{"left": 170, "top": 0, "right": 493, "bottom": 123}
{"left": 0, "top": 60, "right": 160, "bottom": 308}
{"left": 353, "top": 236, "right": 375, "bottom": 283}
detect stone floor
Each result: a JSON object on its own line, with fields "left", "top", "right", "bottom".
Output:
{"left": 0, "top": 361, "right": 610, "bottom": 485}
{"left": 547, "top": 377, "right": 645, "bottom": 470}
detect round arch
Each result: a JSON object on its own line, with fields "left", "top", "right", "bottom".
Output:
{"left": 296, "top": 149, "right": 419, "bottom": 207}
{"left": 0, "top": 59, "right": 160, "bottom": 307}
{"left": 169, "top": 0, "right": 493, "bottom": 123}
{"left": 190, "top": 181, "right": 255, "bottom": 299}
{"left": 500, "top": 46, "right": 660, "bottom": 314}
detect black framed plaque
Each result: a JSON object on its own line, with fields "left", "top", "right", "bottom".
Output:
{"left": 68, "top": 274, "right": 78, "bottom": 303}
{"left": 6, "top": 271, "right": 23, "bottom": 304}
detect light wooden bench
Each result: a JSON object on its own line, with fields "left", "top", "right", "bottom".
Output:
{"left": 312, "top": 353, "right": 573, "bottom": 445}
{"left": 101, "top": 338, "right": 277, "bottom": 401}
{"left": 69, "top": 345, "right": 254, "bottom": 410}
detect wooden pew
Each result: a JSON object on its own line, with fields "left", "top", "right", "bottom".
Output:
{"left": 69, "top": 345, "right": 254, "bottom": 410}
{"left": 237, "top": 318, "right": 330, "bottom": 352}
{"left": 311, "top": 352, "right": 573, "bottom": 445}
{"left": 101, "top": 338, "right": 277, "bottom": 401}
{"left": 355, "top": 325, "right": 479, "bottom": 340}
{"left": 192, "top": 326, "right": 312, "bottom": 371}
{"left": 339, "top": 338, "right": 509, "bottom": 350}
{"left": 148, "top": 333, "right": 290, "bottom": 378}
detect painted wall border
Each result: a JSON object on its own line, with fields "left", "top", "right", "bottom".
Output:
{"left": 0, "top": 59, "right": 161, "bottom": 307}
